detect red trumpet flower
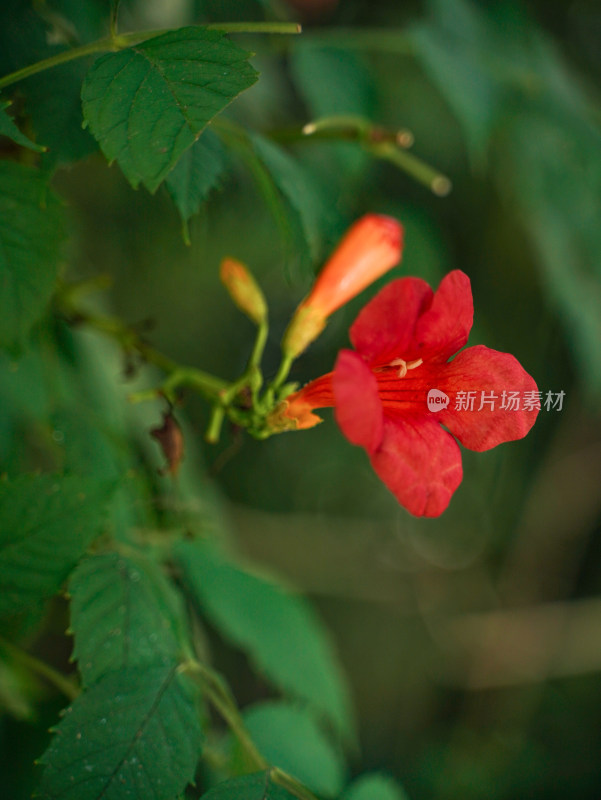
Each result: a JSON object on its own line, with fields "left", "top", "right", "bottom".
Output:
{"left": 274, "top": 271, "right": 539, "bottom": 517}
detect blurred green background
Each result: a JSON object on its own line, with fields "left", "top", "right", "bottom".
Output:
{"left": 4, "top": 0, "right": 601, "bottom": 797}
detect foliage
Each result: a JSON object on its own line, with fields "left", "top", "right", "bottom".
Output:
{"left": 0, "top": 1, "right": 600, "bottom": 800}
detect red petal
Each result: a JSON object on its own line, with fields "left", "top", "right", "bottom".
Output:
{"left": 349, "top": 277, "right": 433, "bottom": 364}
{"left": 413, "top": 270, "right": 473, "bottom": 363}
{"left": 437, "top": 345, "right": 540, "bottom": 451}
{"left": 333, "top": 350, "right": 384, "bottom": 453}
{"left": 370, "top": 417, "right": 463, "bottom": 517}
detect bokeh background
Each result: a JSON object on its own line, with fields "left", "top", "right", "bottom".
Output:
{"left": 3, "top": 0, "right": 601, "bottom": 797}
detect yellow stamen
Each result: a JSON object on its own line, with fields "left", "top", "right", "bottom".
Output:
{"left": 389, "top": 357, "right": 423, "bottom": 378}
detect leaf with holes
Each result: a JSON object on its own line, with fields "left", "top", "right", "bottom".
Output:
{"left": 69, "top": 552, "right": 189, "bottom": 686}
{"left": 0, "top": 161, "right": 66, "bottom": 351}
{"left": 0, "top": 474, "right": 113, "bottom": 617}
{"left": 36, "top": 665, "right": 203, "bottom": 800}
{"left": 81, "top": 27, "right": 258, "bottom": 192}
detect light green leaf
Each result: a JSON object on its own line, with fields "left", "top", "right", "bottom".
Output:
{"left": 0, "top": 100, "right": 45, "bottom": 152}
{"left": 166, "top": 128, "right": 227, "bottom": 225}
{"left": 69, "top": 552, "right": 188, "bottom": 686}
{"left": 251, "top": 132, "right": 323, "bottom": 264}
{"left": 175, "top": 540, "right": 354, "bottom": 741}
{"left": 243, "top": 702, "right": 346, "bottom": 797}
{"left": 81, "top": 27, "right": 258, "bottom": 192}
{"left": 0, "top": 474, "right": 113, "bottom": 617}
{"left": 37, "top": 665, "right": 203, "bottom": 800}
{"left": 342, "top": 773, "right": 410, "bottom": 800}
{"left": 201, "top": 771, "right": 296, "bottom": 800}
{"left": 0, "top": 161, "right": 66, "bottom": 350}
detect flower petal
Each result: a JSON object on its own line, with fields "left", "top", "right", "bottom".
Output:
{"left": 349, "top": 277, "right": 433, "bottom": 364}
{"left": 370, "top": 417, "right": 463, "bottom": 517}
{"left": 413, "top": 270, "right": 473, "bottom": 363}
{"left": 333, "top": 350, "right": 384, "bottom": 453}
{"left": 437, "top": 345, "right": 540, "bottom": 451}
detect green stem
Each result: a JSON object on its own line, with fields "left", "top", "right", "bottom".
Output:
{"left": 0, "top": 637, "right": 79, "bottom": 702}
{"left": 270, "top": 352, "right": 295, "bottom": 393}
{"left": 369, "top": 142, "right": 452, "bottom": 196}
{"left": 183, "top": 660, "right": 267, "bottom": 771}
{"left": 250, "top": 320, "right": 269, "bottom": 373}
{"left": 271, "top": 768, "right": 320, "bottom": 800}
{"left": 205, "top": 405, "right": 225, "bottom": 444}
{"left": 0, "top": 21, "right": 302, "bottom": 92}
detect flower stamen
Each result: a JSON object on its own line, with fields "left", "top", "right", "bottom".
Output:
{"left": 389, "top": 357, "right": 423, "bottom": 378}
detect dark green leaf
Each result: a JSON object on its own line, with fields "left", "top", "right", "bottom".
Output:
{"left": 0, "top": 101, "right": 45, "bottom": 152}
{"left": 289, "top": 43, "right": 376, "bottom": 120}
{"left": 251, "top": 132, "right": 323, "bottom": 265}
{"left": 0, "top": 161, "right": 66, "bottom": 350}
{"left": 410, "top": 0, "right": 501, "bottom": 165}
{"left": 69, "top": 552, "right": 189, "bottom": 686}
{"left": 0, "top": 474, "right": 113, "bottom": 616}
{"left": 37, "top": 665, "right": 203, "bottom": 800}
{"left": 81, "top": 27, "right": 258, "bottom": 192}
{"left": 175, "top": 540, "right": 354, "bottom": 741}
{"left": 243, "top": 702, "right": 346, "bottom": 797}
{"left": 24, "top": 60, "right": 98, "bottom": 169}
{"left": 201, "top": 771, "right": 296, "bottom": 800}
{"left": 166, "top": 129, "right": 227, "bottom": 224}
{"left": 498, "top": 115, "right": 601, "bottom": 395}
{"left": 342, "top": 773, "right": 410, "bottom": 800}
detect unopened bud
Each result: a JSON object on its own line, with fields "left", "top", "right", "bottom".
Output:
{"left": 220, "top": 257, "right": 267, "bottom": 326}
{"left": 282, "top": 214, "right": 403, "bottom": 358}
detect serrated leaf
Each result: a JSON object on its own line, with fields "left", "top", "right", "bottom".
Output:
{"left": 0, "top": 101, "right": 45, "bottom": 152}
{"left": 341, "top": 773, "right": 410, "bottom": 800}
{"left": 201, "top": 771, "right": 296, "bottom": 800}
{"left": 166, "top": 128, "right": 227, "bottom": 224}
{"left": 175, "top": 540, "right": 354, "bottom": 741}
{"left": 242, "top": 702, "right": 346, "bottom": 797}
{"left": 251, "top": 132, "right": 323, "bottom": 265}
{"left": 81, "top": 27, "right": 258, "bottom": 192}
{"left": 37, "top": 665, "right": 203, "bottom": 800}
{"left": 0, "top": 161, "right": 66, "bottom": 350}
{"left": 69, "top": 552, "right": 188, "bottom": 686}
{"left": 0, "top": 474, "right": 113, "bottom": 616}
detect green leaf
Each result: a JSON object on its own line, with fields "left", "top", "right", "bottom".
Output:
{"left": 0, "top": 474, "right": 113, "bottom": 617}
{"left": 81, "top": 27, "right": 258, "bottom": 192}
{"left": 175, "top": 540, "right": 354, "bottom": 741}
{"left": 201, "top": 771, "right": 296, "bottom": 800}
{"left": 0, "top": 161, "right": 66, "bottom": 350}
{"left": 166, "top": 128, "right": 227, "bottom": 225}
{"left": 242, "top": 702, "right": 346, "bottom": 797}
{"left": 0, "top": 101, "right": 45, "bottom": 152}
{"left": 342, "top": 773, "right": 410, "bottom": 800}
{"left": 69, "top": 552, "right": 189, "bottom": 686}
{"left": 24, "top": 60, "right": 98, "bottom": 169}
{"left": 499, "top": 115, "right": 601, "bottom": 395}
{"left": 37, "top": 665, "right": 203, "bottom": 800}
{"left": 410, "top": 0, "right": 501, "bottom": 165}
{"left": 251, "top": 132, "right": 323, "bottom": 265}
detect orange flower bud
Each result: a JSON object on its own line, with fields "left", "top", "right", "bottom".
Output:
{"left": 220, "top": 257, "right": 267, "bottom": 325}
{"left": 282, "top": 214, "right": 403, "bottom": 357}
